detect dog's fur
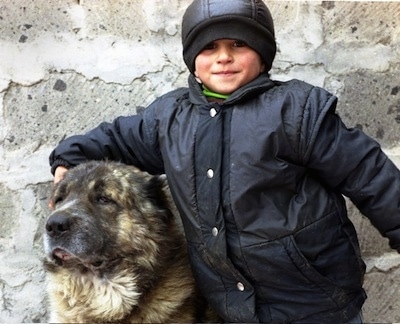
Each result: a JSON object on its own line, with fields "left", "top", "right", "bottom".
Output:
{"left": 43, "top": 161, "right": 217, "bottom": 323}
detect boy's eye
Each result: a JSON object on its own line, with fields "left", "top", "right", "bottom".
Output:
{"left": 201, "top": 40, "right": 247, "bottom": 51}
{"left": 203, "top": 42, "right": 216, "bottom": 50}
{"left": 233, "top": 40, "right": 247, "bottom": 47}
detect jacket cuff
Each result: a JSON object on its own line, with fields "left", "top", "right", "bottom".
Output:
{"left": 51, "top": 159, "right": 72, "bottom": 176}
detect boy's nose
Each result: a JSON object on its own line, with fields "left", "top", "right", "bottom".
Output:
{"left": 216, "top": 48, "right": 233, "bottom": 63}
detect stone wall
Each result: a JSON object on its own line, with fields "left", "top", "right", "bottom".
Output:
{"left": 0, "top": 1, "right": 399, "bottom": 322}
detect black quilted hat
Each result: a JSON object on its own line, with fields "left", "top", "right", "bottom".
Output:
{"left": 182, "top": 0, "right": 276, "bottom": 74}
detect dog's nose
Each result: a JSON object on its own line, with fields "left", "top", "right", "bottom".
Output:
{"left": 46, "top": 213, "right": 71, "bottom": 238}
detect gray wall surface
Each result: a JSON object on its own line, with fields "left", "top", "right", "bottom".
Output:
{"left": 0, "top": 0, "right": 399, "bottom": 322}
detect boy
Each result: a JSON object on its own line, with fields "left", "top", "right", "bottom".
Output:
{"left": 50, "top": 0, "right": 400, "bottom": 322}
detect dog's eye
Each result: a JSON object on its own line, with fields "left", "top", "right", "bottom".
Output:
{"left": 91, "top": 260, "right": 104, "bottom": 268}
{"left": 96, "top": 196, "right": 115, "bottom": 205}
{"left": 54, "top": 197, "right": 63, "bottom": 205}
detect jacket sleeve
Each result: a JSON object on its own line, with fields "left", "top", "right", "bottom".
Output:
{"left": 49, "top": 106, "right": 164, "bottom": 175}
{"left": 301, "top": 87, "right": 400, "bottom": 251}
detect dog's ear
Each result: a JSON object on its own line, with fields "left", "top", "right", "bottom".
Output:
{"left": 143, "top": 175, "right": 172, "bottom": 215}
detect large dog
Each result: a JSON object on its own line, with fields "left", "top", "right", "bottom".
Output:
{"left": 43, "top": 161, "right": 217, "bottom": 323}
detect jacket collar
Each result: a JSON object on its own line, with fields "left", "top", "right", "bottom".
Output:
{"left": 188, "top": 73, "right": 276, "bottom": 105}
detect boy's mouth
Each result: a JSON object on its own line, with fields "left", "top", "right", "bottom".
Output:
{"left": 214, "top": 70, "right": 237, "bottom": 76}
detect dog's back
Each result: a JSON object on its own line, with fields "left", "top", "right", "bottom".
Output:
{"left": 44, "top": 161, "right": 218, "bottom": 323}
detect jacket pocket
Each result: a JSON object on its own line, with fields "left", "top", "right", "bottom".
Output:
{"left": 292, "top": 209, "right": 365, "bottom": 293}
{"left": 241, "top": 213, "right": 363, "bottom": 322}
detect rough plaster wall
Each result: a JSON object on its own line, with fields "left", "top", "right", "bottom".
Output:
{"left": 0, "top": 0, "right": 399, "bottom": 322}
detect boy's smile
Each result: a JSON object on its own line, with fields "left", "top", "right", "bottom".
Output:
{"left": 194, "top": 39, "right": 265, "bottom": 95}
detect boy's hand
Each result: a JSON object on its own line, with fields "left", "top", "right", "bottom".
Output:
{"left": 54, "top": 166, "right": 68, "bottom": 184}
{"left": 49, "top": 166, "right": 69, "bottom": 209}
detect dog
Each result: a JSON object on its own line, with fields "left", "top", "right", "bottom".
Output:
{"left": 43, "top": 161, "right": 218, "bottom": 323}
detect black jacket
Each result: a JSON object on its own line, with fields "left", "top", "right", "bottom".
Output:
{"left": 50, "top": 74, "right": 400, "bottom": 322}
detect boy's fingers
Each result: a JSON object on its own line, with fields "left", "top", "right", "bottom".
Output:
{"left": 49, "top": 166, "right": 69, "bottom": 209}
{"left": 54, "top": 166, "right": 68, "bottom": 184}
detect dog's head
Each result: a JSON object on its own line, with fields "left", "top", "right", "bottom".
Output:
{"left": 44, "top": 161, "right": 178, "bottom": 276}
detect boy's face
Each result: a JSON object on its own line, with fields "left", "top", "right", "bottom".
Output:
{"left": 194, "top": 39, "right": 265, "bottom": 95}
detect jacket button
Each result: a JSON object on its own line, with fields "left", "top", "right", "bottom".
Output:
{"left": 210, "top": 108, "right": 217, "bottom": 117}
{"left": 237, "top": 282, "right": 245, "bottom": 291}
{"left": 207, "top": 169, "right": 214, "bottom": 178}
{"left": 212, "top": 227, "right": 218, "bottom": 236}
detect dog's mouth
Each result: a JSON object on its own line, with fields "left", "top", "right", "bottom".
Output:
{"left": 51, "top": 248, "right": 106, "bottom": 269}
{"left": 53, "top": 248, "right": 73, "bottom": 262}
{"left": 51, "top": 248, "right": 83, "bottom": 267}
